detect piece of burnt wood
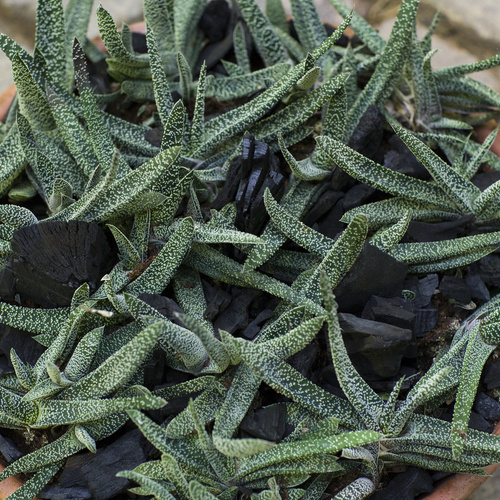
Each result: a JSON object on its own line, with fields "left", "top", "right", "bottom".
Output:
{"left": 8, "top": 221, "right": 114, "bottom": 307}
{"left": 334, "top": 244, "right": 408, "bottom": 313}
{"left": 212, "top": 135, "right": 284, "bottom": 234}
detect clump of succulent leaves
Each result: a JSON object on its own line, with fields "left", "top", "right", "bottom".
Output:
{"left": 0, "top": 0, "right": 499, "bottom": 498}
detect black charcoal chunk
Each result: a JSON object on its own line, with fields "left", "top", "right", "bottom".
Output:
{"left": 213, "top": 288, "right": 261, "bottom": 334}
{"left": 370, "top": 467, "right": 433, "bottom": 500}
{"left": 0, "top": 434, "right": 22, "bottom": 463}
{"left": 212, "top": 135, "right": 284, "bottom": 235}
{"left": 348, "top": 104, "right": 385, "bottom": 160}
{"left": 0, "top": 325, "right": 46, "bottom": 366}
{"left": 482, "top": 363, "right": 500, "bottom": 390}
{"left": 302, "top": 190, "right": 344, "bottom": 227}
{"left": 402, "top": 216, "right": 474, "bottom": 243}
{"left": 39, "top": 486, "right": 92, "bottom": 500}
{"left": 342, "top": 183, "right": 376, "bottom": 211}
{"left": 79, "top": 429, "right": 155, "bottom": 500}
{"left": 384, "top": 134, "right": 430, "bottom": 180}
{"left": 144, "top": 127, "right": 163, "bottom": 147}
{"left": 335, "top": 244, "right": 408, "bottom": 313}
{"left": 131, "top": 32, "right": 147, "bottom": 53}
{"left": 413, "top": 308, "right": 439, "bottom": 337}
{"left": 477, "top": 253, "right": 500, "bottom": 288}
{"left": 338, "top": 313, "right": 413, "bottom": 379}
{"left": 288, "top": 343, "right": 318, "bottom": 378}
{"left": 439, "top": 275, "right": 472, "bottom": 304}
{"left": 241, "top": 309, "right": 274, "bottom": 340}
{"left": 9, "top": 221, "right": 114, "bottom": 307}
{"left": 138, "top": 294, "right": 185, "bottom": 327}
{"left": 199, "top": 0, "right": 231, "bottom": 42}
{"left": 471, "top": 170, "right": 500, "bottom": 190}
{"left": 465, "top": 270, "right": 490, "bottom": 303}
{"left": 240, "top": 404, "right": 287, "bottom": 442}
{"left": 204, "top": 287, "right": 232, "bottom": 321}
{"left": 362, "top": 296, "right": 415, "bottom": 331}
{"left": 403, "top": 274, "right": 439, "bottom": 308}
{"left": 474, "top": 392, "right": 500, "bottom": 422}
{"left": 313, "top": 196, "right": 345, "bottom": 240}
{"left": 468, "top": 410, "right": 493, "bottom": 433}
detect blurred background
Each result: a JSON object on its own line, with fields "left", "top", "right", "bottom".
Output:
{"left": 0, "top": 0, "right": 499, "bottom": 498}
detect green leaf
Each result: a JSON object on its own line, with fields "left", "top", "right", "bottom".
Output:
{"left": 60, "top": 321, "right": 163, "bottom": 400}
{"left": 235, "top": 0, "right": 288, "bottom": 66}
{"left": 126, "top": 217, "right": 194, "bottom": 295}
{"left": 316, "top": 136, "right": 458, "bottom": 210}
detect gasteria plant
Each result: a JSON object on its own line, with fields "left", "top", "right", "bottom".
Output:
{"left": 1, "top": 0, "right": 500, "bottom": 498}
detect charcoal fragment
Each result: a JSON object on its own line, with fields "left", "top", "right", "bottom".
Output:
{"left": 438, "top": 275, "right": 472, "bottom": 304}
{"left": 241, "top": 308, "right": 274, "bottom": 339}
{"left": 0, "top": 325, "right": 46, "bottom": 366}
{"left": 348, "top": 104, "right": 385, "bottom": 160}
{"left": 482, "top": 363, "right": 500, "bottom": 390}
{"left": 384, "top": 133, "right": 431, "bottom": 180}
{"left": 370, "top": 467, "right": 433, "bottom": 500}
{"left": 477, "top": 253, "right": 500, "bottom": 288}
{"left": 362, "top": 296, "right": 415, "bottom": 331}
{"left": 0, "top": 433, "right": 22, "bottom": 463}
{"left": 413, "top": 308, "right": 439, "bottom": 337}
{"left": 288, "top": 343, "right": 318, "bottom": 378}
{"left": 138, "top": 293, "right": 186, "bottom": 327}
{"left": 403, "top": 274, "right": 439, "bottom": 308}
{"left": 342, "top": 183, "right": 376, "bottom": 211}
{"left": 465, "top": 270, "right": 490, "bottom": 303}
{"left": 302, "top": 189, "right": 344, "bottom": 227}
{"left": 468, "top": 410, "right": 493, "bottom": 433}
{"left": 212, "top": 135, "right": 284, "bottom": 234}
{"left": 474, "top": 391, "right": 500, "bottom": 422}
{"left": 338, "top": 313, "right": 413, "bottom": 379}
{"left": 8, "top": 221, "right": 114, "bottom": 307}
{"left": 199, "top": 0, "right": 231, "bottom": 42}
{"left": 240, "top": 404, "right": 287, "bottom": 442}
{"left": 471, "top": 170, "right": 500, "bottom": 190}
{"left": 335, "top": 244, "right": 408, "bottom": 313}
{"left": 213, "top": 288, "right": 261, "bottom": 334}
{"left": 80, "top": 429, "right": 156, "bottom": 500}
{"left": 402, "top": 216, "right": 474, "bottom": 243}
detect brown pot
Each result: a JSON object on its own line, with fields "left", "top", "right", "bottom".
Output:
{"left": 0, "top": 20, "right": 500, "bottom": 500}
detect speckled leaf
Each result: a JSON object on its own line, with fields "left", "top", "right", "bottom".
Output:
{"left": 0, "top": 124, "right": 26, "bottom": 197}
{"left": 451, "top": 320, "right": 497, "bottom": 457}
{"left": 5, "top": 463, "right": 62, "bottom": 500}
{"left": 173, "top": 0, "right": 204, "bottom": 56}
{"left": 60, "top": 320, "right": 163, "bottom": 400}
{"left": 126, "top": 217, "right": 194, "bottom": 295}
{"left": 64, "top": 326, "right": 103, "bottom": 382}
{"left": 233, "top": 430, "right": 381, "bottom": 481}
{"left": 344, "top": 0, "right": 419, "bottom": 139}
{"left": 34, "top": 0, "right": 65, "bottom": 89}
{"left": 332, "top": 478, "right": 375, "bottom": 500}
{"left": 251, "top": 73, "right": 349, "bottom": 141}
{"left": 12, "top": 54, "right": 54, "bottom": 131}
{"left": 47, "top": 87, "right": 98, "bottom": 177}
{"left": 388, "top": 231, "right": 500, "bottom": 265}
{"left": 197, "top": 15, "right": 351, "bottom": 158}
{"left": 207, "top": 63, "right": 290, "bottom": 102}
{"left": 317, "top": 136, "right": 458, "bottom": 210}
{"left": 177, "top": 51, "right": 192, "bottom": 102}
{"left": 235, "top": 0, "right": 288, "bottom": 67}
{"left": 107, "top": 224, "right": 141, "bottom": 270}
{"left": 117, "top": 470, "right": 175, "bottom": 500}
{"left": 369, "top": 210, "right": 411, "bottom": 252}
{"left": 233, "top": 339, "right": 361, "bottom": 429}
{"left": 0, "top": 301, "right": 69, "bottom": 334}
{"left": 390, "top": 119, "right": 480, "bottom": 211}
{"left": 33, "top": 394, "right": 166, "bottom": 428}
{"left": 244, "top": 180, "right": 317, "bottom": 271}
{"left": 233, "top": 21, "right": 251, "bottom": 74}
{"left": 320, "top": 271, "right": 384, "bottom": 430}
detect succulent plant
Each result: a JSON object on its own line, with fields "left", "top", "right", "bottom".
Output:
{"left": 1, "top": 0, "right": 500, "bottom": 499}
